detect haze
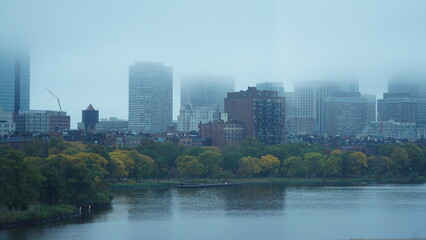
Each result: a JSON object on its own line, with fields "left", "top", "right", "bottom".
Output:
{"left": 1, "top": 0, "right": 426, "bottom": 127}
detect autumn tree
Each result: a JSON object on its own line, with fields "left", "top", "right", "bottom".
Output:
{"left": 259, "top": 154, "right": 280, "bottom": 176}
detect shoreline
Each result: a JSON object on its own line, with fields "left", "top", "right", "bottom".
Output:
{"left": 107, "top": 176, "right": 426, "bottom": 189}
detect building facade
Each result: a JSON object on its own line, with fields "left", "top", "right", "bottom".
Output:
{"left": 177, "top": 105, "right": 213, "bottom": 132}
{"left": 294, "top": 80, "right": 359, "bottom": 132}
{"left": 383, "top": 78, "right": 426, "bottom": 128}
{"left": 15, "top": 110, "right": 70, "bottom": 134}
{"left": 225, "top": 87, "right": 286, "bottom": 145}
{"left": 96, "top": 117, "right": 129, "bottom": 132}
{"left": 365, "top": 120, "right": 420, "bottom": 141}
{"left": 0, "top": 48, "right": 30, "bottom": 113}
{"left": 377, "top": 97, "right": 417, "bottom": 124}
{"left": 199, "top": 120, "right": 245, "bottom": 149}
{"left": 128, "top": 62, "right": 172, "bottom": 134}
{"left": 0, "top": 107, "right": 15, "bottom": 136}
{"left": 82, "top": 104, "right": 99, "bottom": 132}
{"left": 362, "top": 93, "right": 376, "bottom": 123}
{"left": 323, "top": 94, "right": 368, "bottom": 137}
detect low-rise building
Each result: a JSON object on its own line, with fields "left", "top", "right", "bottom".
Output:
{"left": 199, "top": 120, "right": 244, "bottom": 149}
{"left": 364, "top": 120, "right": 422, "bottom": 141}
{"left": 15, "top": 110, "right": 70, "bottom": 134}
{"left": 177, "top": 105, "right": 213, "bottom": 132}
{"left": 0, "top": 108, "right": 15, "bottom": 136}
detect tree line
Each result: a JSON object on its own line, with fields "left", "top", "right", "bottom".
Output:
{"left": 1, "top": 137, "right": 425, "bottom": 211}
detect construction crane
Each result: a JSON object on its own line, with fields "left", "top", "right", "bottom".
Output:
{"left": 46, "top": 88, "right": 62, "bottom": 111}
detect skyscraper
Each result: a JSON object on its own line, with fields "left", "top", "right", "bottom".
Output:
{"left": 0, "top": 48, "right": 30, "bottom": 113}
{"left": 384, "top": 77, "right": 426, "bottom": 128}
{"left": 294, "top": 80, "right": 359, "bottom": 132}
{"left": 323, "top": 92, "right": 368, "bottom": 137}
{"left": 128, "top": 62, "right": 172, "bottom": 134}
{"left": 180, "top": 73, "right": 234, "bottom": 113}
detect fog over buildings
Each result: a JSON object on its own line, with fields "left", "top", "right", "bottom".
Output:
{"left": 1, "top": 0, "right": 426, "bottom": 127}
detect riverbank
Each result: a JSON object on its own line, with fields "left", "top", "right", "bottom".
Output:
{"left": 0, "top": 205, "right": 78, "bottom": 229}
{"left": 107, "top": 176, "right": 426, "bottom": 189}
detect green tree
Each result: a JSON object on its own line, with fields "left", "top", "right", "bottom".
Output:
{"left": 198, "top": 151, "right": 223, "bottom": 178}
{"left": 175, "top": 155, "right": 205, "bottom": 178}
{"left": 127, "top": 150, "right": 155, "bottom": 181}
{"left": 239, "top": 137, "right": 266, "bottom": 158}
{"left": 237, "top": 156, "right": 261, "bottom": 177}
{"left": 319, "top": 154, "right": 340, "bottom": 178}
{"left": 222, "top": 151, "right": 243, "bottom": 173}
{"left": 282, "top": 156, "right": 306, "bottom": 177}
{"left": 304, "top": 152, "right": 324, "bottom": 177}
{"left": 368, "top": 155, "right": 393, "bottom": 177}
{"left": 403, "top": 143, "right": 425, "bottom": 174}
{"left": 391, "top": 147, "right": 410, "bottom": 176}
{"left": 0, "top": 151, "right": 44, "bottom": 210}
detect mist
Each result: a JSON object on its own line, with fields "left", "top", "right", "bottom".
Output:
{"left": 1, "top": 0, "right": 426, "bottom": 127}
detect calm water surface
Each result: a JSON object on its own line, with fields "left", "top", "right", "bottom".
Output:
{"left": 1, "top": 183, "right": 426, "bottom": 240}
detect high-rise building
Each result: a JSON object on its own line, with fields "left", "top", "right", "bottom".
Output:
{"left": 256, "top": 82, "right": 285, "bottom": 97}
{"left": 383, "top": 78, "right": 426, "bottom": 128}
{"left": 362, "top": 93, "right": 377, "bottom": 123}
{"left": 0, "top": 48, "right": 30, "bottom": 113}
{"left": 129, "top": 62, "right": 172, "bottom": 134}
{"left": 323, "top": 92, "right": 368, "bottom": 137}
{"left": 180, "top": 73, "right": 234, "bottom": 113}
{"left": 294, "top": 80, "right": 359, "bottom": 129}
{"left": 225, "top": 87, "right": 286, "bottom": 145}
{"left": 294, "top": 80, "right": 359, "bottom": 132}
{"left": 82, "top": 104, "right": 99, "bottom": 132}
{"left": 377, "top": 97, "right": 417, "bottom": 123}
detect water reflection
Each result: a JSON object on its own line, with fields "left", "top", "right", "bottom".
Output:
{"left": 1, "top": 183, "right": 426, "bottom": 240}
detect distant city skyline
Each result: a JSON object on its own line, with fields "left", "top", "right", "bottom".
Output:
{"left": 1, "top": 0, "right": 426, "bottom": 128}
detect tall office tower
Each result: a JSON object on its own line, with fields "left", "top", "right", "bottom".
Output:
{"left": 377, "top": 93, "right": 418, "bottom": 123}
{"left": 256, "top": 82, "right": 285, "bottom": 97}
{"left": 82, "top": 104, "right": 99, "bottom": 132}
{"left": 362, "top": 93, "right": 376, "bottom": 123}
{"left": 323, "top": 91, "right": 368, "bottom": 137}
{"left": 225, "top": 87, "right": 286, "bottom": 145}
{"left": 0, "top": 48, "right": 30, "bottom": 113}
{"left": 284, "top": 92, "right": 295, "bottom": 120}
{"left": 294, "top": 80, "right": 359, "bottom": 132}
{"left": 129, "top": 62, "right": 172, "bottom": 134}
{"left": 385, "top": 78, "right": 426, "bottom": 128}
{"left": 180, "top": 73, "right": 234, "bottom": 113}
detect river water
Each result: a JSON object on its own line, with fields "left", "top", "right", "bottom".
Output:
{"left": 1, "top": 183, "right": 426, "bottom": 240}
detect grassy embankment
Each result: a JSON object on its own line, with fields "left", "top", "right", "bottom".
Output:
{"left": 0, "top": 204, "right": 78, "bottom": 228}
{"left": 107, "top": 176, "right": 426, "bottom": 189}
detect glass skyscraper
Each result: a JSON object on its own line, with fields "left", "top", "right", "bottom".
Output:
{"left": 128, "top": 62, "right": 172, "bottom": 134}
{"left": 0, "top": 48, "right": 30, "bottom": 113}
{"left": 180, "top": 73, "right": 235, "bottom": 113}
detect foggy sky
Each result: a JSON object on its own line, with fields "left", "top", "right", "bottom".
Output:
{"left": 1, "top": 0, "right": 426, "bottom": 127}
